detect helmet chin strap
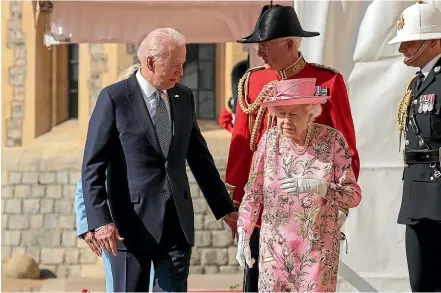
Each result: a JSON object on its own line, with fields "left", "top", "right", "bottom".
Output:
{"left": 404, "top": 40, "right": 430, "bottom": 66}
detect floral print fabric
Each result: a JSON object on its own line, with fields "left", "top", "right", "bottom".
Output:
{"left": 238, "top": 124, "right": 362, "bottom": 292}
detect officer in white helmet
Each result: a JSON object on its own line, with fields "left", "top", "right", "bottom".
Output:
{"left": 389, "top": 1, "right": 441, "bottom": 291}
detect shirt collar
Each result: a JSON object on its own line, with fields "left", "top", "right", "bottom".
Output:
{"left": 277, "top": 52, "right": 306, "bottom": 80}
{"left": 135, "top": 70, "right": 166, "bottom": 97}
{"left": 421, "top": 52, "right": 441, "bottom": 78}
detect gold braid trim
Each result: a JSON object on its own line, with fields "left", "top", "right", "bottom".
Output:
{"left": 248, "top": 81, "right": 277, "bottom": 151}
{"left": 237, "top": 66, "right": 266, "bottom": 115}
{"left": 397, "top": 74, "right": 417, "bottom": 145}
{"left": 237, "top": 65, "right": 277, "bottom": 151}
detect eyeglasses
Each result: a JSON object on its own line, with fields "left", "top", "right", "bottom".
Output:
{"left": 252, "top": 40, "right": 289, "bottom": 53}
{"left": 253, "top": 44, "right": 269, "bottom": 52}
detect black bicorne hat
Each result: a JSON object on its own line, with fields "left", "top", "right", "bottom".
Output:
{"left": 238, "top": 4, "right": 320, "bottom": 43}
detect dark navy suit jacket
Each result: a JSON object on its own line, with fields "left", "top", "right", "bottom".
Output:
{"left": 81, "top": 72, "right": 234, "bottom": 252}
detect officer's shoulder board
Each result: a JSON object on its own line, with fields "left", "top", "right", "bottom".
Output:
{"left": 310, "top": 63, "right": 340, "bottom": 74}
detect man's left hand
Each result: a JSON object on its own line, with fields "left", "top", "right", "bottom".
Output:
{"left": 83, "top": 231, "right": 102, "bottom": 257}
{"left": 94, "top": 223, "right": 124, "bottom": 256}
{"left": 223, "top": 211, "right": 238, "bottom": 239}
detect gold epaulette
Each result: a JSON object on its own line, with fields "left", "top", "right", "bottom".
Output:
{"left": 310, "top": 63, "right": 340, "bottom": 74}
{"left": 237, "top": 66, "right": 277, "bottom": 151}
{"left": 397, "top": 74, "right": 418, "bottom": 150}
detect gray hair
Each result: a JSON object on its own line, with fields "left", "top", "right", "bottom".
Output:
{"left": 304, "top": 103, "right": 322, "bottom": 120}
{"left": 286, "top": 36, "right": 302, "bottom": 49}
{"left": 116, "top": 63, "right": 141, "bottom": 82}
{"left": 137, "top": 28, "right": 186, "bottom": 63}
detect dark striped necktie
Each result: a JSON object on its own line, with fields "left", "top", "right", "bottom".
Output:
{"left": 155, "top": 90, "right": 172, "bottom": 158}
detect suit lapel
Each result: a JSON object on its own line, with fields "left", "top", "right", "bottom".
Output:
{"left": 167, "top": 87, "right": 181, "bottom": 156}
{"left": 126, "top": 74, "right": 163, "bottom": 157}
{"left": 416, "top": 70, "right": 435, "bottom": 97}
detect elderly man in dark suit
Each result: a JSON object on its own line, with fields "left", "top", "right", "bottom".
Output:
{"left": 81, "top": 27, "right": 238, "bottom": 292}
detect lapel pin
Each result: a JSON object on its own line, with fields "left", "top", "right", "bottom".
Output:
{"left": 174, "top": 94, "right": 179, "bottom": 98}
{"left": 435, "top": 66, "right": 440, "bottom": 73}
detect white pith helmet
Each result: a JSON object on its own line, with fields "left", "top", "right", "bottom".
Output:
{"left": 388, "top": 1, "right": 441, "bottom": 45}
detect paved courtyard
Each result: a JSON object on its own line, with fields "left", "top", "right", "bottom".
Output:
{"left": 2, "top": 121, "right": 241, "bottom": 292}
{"left": 1, "top": 274, "right": 243, "bottom": 292}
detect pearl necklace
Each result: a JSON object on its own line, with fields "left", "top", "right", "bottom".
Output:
{"left": 288, "top": 123, "right": 314, "bottom": 155}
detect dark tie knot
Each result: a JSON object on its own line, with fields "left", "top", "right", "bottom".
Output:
{"left": 415, "top": 71, "right": 424, "bottom": 90}
{"left": 154, "top": 91, "right": 163, "bottom": 108}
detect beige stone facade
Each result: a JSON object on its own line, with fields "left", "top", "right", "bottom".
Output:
{"left": 2, "top": 1, "right": 247, "bottom": 277}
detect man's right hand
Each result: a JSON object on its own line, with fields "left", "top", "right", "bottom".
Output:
{"left": 83, "top": 231, "right": 102, "bottom": 257}
{"left": 223, "top": 211, "right": 238, "bottom": 240}
{"left": 94, "top": 223, "right": 124, "bottom": 256}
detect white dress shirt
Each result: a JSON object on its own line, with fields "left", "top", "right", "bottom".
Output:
{"left": 421, "top": 52, "right": 441, "bottom": 79}
{"left": 94, "top": 71, "right": 173, "bottom": 232}
{"left": 136, "top": 70, "right": 171, "bottom": 123}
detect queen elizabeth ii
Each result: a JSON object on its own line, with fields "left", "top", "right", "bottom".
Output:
{"left": 236, "top": 78, "right": 362, "bottom": 292}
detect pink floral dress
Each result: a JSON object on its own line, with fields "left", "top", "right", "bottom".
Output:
{"left": 238, "top": 123, "right": 362, "bottom": 292}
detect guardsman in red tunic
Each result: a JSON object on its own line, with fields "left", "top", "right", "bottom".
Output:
{"left": 224, "top": 4, "right": 360, "bottom": 291}
{"left": 218, "top": 59, "right": 250, "bottom": 132}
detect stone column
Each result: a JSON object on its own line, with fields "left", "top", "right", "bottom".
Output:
{"left": 2, "top": 1, "right": 28, "bottom": 147}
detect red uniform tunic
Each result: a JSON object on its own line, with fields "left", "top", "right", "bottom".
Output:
{"left": 225, "top": 53, "right": 360, "bottom": 227}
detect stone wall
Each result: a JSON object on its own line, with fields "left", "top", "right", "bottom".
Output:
{"left": 5, "top": 1, "right": 26, "bottom": 147}
{"left": 1, "top": 147, "right": 240, "bottom": 277}
{"left": 88, "top": 44, "right": 109, "bottom": 114}
{"left": 126, "top": 44, "right": 140, "bottom": 65}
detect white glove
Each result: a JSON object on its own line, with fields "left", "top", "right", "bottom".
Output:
{"left": 280, "top": 177, "right": 328, "bottom": 197}
{"left": 338, "top": 209, "right": 348, "bottom": 229}
{"left": 236, "top": 229, "right": 255, "bottom": 268}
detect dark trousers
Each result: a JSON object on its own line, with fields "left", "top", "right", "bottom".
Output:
{"left": 406, "top": 221, "right": 441, "bottom": 292}
{"left": 243, "top": 227, "right": 260, "bottom": 292}
{"left": 110, "top": 199, "right": 191, "bottom": 292}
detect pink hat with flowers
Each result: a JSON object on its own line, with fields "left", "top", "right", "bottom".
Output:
{"left": 260, "top": 78, "right": 329, "bottom": 107}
